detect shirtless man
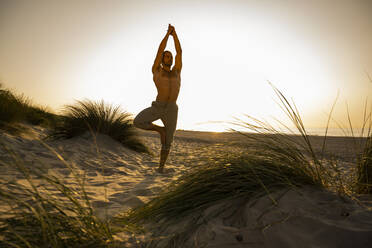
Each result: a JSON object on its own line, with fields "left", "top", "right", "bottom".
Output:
{"left": 133, "top": 24, "right": 182, "bottom": 173}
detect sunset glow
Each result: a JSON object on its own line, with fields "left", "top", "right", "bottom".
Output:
{"left": 1, "top": 0, "right": 371, "bottom": 133}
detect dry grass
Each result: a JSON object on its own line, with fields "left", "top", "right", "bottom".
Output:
{"left": 50, "top": 99, "right": 149, "bottom": 153}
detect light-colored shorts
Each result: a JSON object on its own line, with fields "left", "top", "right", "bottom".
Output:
{"left": 133, "top": 101, "right": 178, "bottom": 150}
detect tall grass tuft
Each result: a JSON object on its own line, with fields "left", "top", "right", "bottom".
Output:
{"left": 331, "top": 96, "right": 372, "bottom": 194}
{"left": 0, "top": 84, "right": 24, "bottom": 124}
{"left": 232, "top": 84, "right": 339, "bottom": 188}
{"left": 0, "top": 83, "right": 58, "bottom": 130}
{"left": 355, "top": 102, "right": 372, "bottom": 193}
{"left": 357, "top": 136, "right": 372, "bottom": 193}
{"left": 0, "top": 143, "right": 117, "bottom": 247}
{"left": 124, "top": 151, "right": 320, "bottom": 223}
{"left": 50, "top": 100, "right": 148, "bottom": 153}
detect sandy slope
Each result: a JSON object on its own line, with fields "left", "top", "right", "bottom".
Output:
{"left": 1, "top": 125, "right": 372, "bottom": 247}
{"left": 136, "top": 187, "right": 372, "bottom": 248}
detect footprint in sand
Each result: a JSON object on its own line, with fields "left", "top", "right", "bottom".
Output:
{"left": 57, "top": 169, "right": 71, "bottom": 176}
{"left": 150, "top": 186, "right": 163, "bottom": 194}
{"left": 86, "top": 171, "right": 98, "bottom": 177}
{"left": 91, "top": 181, "right": 110, "bottom": 186}
{"left": 92, "top": 200, "right": 114, "bottom": 208}
{"left": 119, "top": 163, "right": 137, "bottom": 171}
{"left": 144, "top": 161, "right": 159, "bottom": 167}
{"left": 122, "top": 196, "right": 145, "bottom": 208}
{"left": 158, "top": 167, "right": 177, "bottom": 175}
{"left": 146, "top": 167, "right": 176, "bottom": 175}
{"left": 109, "top": 192, "right": 130, "bottom": 202}
{"left": 118, "top": 181, "right": 135, "bottom": 187}
{"left": 116, "top": 170, "right": 128, "bottom": 176}
{"left": 133, "top": 188, "right": 152, "bottom": 196}
{"left": 97, "top": 168, "right": 117, "bottom": 176}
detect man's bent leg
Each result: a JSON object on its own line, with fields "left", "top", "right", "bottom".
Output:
{"left": 133, "top": 104, "right": 165, "bottom": 144}
{"left": 148, "top": 124, "right": 166, "bottom": 145}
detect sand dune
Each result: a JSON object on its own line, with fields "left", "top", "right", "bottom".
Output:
{"left": 134, "top": 187, "right": 372, "bottom": 247}
{"left": 1, "top": 125, "right": 372, "bottom": 247}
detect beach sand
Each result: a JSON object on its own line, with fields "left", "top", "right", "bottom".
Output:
{"left": 1, "top": 125, "right": 372, "bottom": 247}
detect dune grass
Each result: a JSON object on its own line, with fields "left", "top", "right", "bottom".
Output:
{"left": 122, "top": 84, "right": 368, "bottom": 226}
{"left": 356, "top": 135, "right": 372, "bottom": 194}
{"left": 353, "top": 100, "right": 372, "bottom": 194}
{"left": 50, "top": 99, "right": 149, "bottom": 153}
{"left": 121, "top": 86, "right": 334, "bottom": 224}
{"left": 124, "top": 151, "right": 320, "bottom": 223}
{"left": 0, "top": 84, "right": 148, "bottom": 153}
{"left": 0, "top": 82, "right": 370, "bottom": 246}
{"left": 0, "top": 143, "right": 119, "bottom": 247}
{"left": 0, "top": 83, "right": 58, "bottom": 131}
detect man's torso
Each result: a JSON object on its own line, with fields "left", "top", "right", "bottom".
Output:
{"left": 153, "top": 68, "right": 181, "bottom": 102}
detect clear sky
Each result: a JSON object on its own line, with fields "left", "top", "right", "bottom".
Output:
{"left": 1, "top": 0, "right": 371, "bottom": 134}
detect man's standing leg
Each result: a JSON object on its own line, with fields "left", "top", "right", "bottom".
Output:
{"left": 159, "top": 104, "right": 178, "bottom": 173}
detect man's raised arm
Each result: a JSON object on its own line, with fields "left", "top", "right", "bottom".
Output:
{"left": 171, "top": 28, "right": 182, "bottom": 72}
{"left": 152, "top": 25, "right": 174, "bottom": 74}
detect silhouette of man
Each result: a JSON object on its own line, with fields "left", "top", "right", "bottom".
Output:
{"left": 133, "top": 24, "right": 182, "bottom": 173}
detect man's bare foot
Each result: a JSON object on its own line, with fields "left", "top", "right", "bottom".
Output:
{"left": 158, "top": 166, "right": 164, "bottom": 173}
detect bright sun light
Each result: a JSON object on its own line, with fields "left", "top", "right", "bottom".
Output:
{"left": 78, "top": 9, "right": 335, "bottom": 132}
{"left": 3, "top": 0, "right": 369, "bottom": 133}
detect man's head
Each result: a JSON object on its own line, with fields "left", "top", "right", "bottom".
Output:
{"left": 161, "top": 51, "right": 173, "bottom": 67}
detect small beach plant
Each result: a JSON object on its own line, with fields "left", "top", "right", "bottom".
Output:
{"left": 50, "top": 99, "right": 148, "bottom": 153}
{"left": 0, "top": 83, "right": 58, "bottom": 130}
